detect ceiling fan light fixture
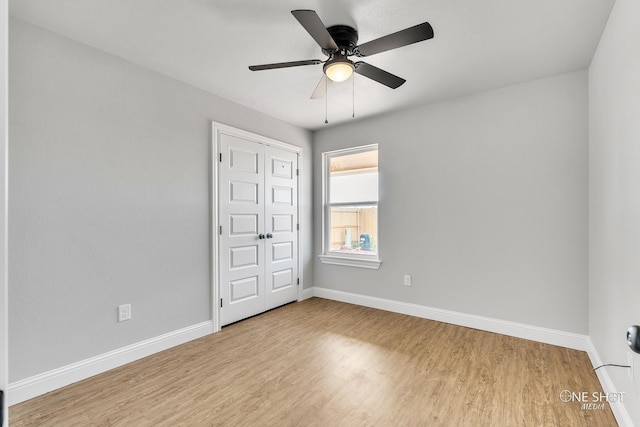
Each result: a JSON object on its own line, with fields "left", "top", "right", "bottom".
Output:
{"left": 323, "top": 55, "right": 354, "bottom": 82}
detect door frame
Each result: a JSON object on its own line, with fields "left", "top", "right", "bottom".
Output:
{"left": 210, "top": 122, "right": 303, "bottom": 333}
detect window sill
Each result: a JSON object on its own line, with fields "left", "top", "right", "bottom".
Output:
{"left": 319, "top": 254, "right": 382, "bottom": 270}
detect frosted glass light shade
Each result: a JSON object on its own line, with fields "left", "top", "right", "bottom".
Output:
{"left": 325, "top": 61, "right": 354, "bottom": 82}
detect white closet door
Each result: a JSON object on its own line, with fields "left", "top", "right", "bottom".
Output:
{"left": 218, "top": 133, "right": 299, "bottom": 327}
{"left": 264, "top": 146, "right": 298, "bottom": 310}
{"left": 219, "top": 134, "right": 265, "bottom": 326}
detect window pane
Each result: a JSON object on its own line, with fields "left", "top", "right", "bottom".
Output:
{"left": 329, "top": 172, "right": 378, "bottom": 203}
{"left": 329, "top": 149, "right": 378, "bottom": 204}
{"left": 329, "top": 206, "right": 378, "bottom": 254}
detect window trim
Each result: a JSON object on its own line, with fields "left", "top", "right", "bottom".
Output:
{"left": 319, "top": 144, "right": 381, "bottom": 270}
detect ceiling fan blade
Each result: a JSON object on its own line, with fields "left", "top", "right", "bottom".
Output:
{"left": 291, "top": 10, "right": 339, "bottom": 51}
{"left": 354, "top": 62, "right": 406, "bottom": 89}
{"left": 310, "top": 75, "right": 327, "bottom": 99}
{"left": 249, "top": 59, "right": 323, "bottom": 71}
{"left": 355, "top": 22, "right": 434, "bottom": 57}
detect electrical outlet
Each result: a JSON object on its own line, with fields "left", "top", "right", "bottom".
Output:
{"left": 118, "top": 304, "right": 131, "bottom": 322}
{"left": 628, "top": 352, "right": 634, "bottom": 381}
{"left": 403, "top": 274, "right": 412, "bottom": 287}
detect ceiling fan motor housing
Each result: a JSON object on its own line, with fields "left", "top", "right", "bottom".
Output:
{"left": 323, "top": 25, "right": 359, "bottom": 56}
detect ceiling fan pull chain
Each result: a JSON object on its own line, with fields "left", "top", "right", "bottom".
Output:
{"left": 325, "top": 78, "right": 329, "bottom": 124}
{"left": 352, "top": 74, "right": 355, "bottom": 119}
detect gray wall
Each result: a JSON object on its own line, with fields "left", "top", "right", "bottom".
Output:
{"left": 1, "top": 0, "right": 8, "bottom": 423}
{"left": 589, "top": 0, "right": 640, "bottom": 423}
{"left": 313, "top": 71, "right": 589, "bottom": 334}
{"left": 8, "top": 18, "right": 312, "bottom": 382}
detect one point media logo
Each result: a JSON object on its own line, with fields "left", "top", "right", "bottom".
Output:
{"left": 560, "top": 390, "right": 625, "bottom": 410}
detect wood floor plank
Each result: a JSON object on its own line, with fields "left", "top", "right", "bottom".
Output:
{"left": 10, "top": 298, "right": 618, "bottom": 426}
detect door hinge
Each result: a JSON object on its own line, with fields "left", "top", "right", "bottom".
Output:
{"left": 297, "top": 278, "right": 300, "bottom": 286}
{"left": 219, "top": 225, "right": 222, "bottom": 235}
{"left": 219, "top": 153, "right": 222, "bottom": 162}
{"left": 220, "top": 298, "right": 223, "bottom": 308}
{"left": 296, "top": 223, "right": 300, "bottom": 231}
{"left": 296, "top": 168, "right": 299, "bottom": 176}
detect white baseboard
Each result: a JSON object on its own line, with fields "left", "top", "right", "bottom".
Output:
{"left": 300, "top": 286, "right": 315, "bottom": 301}
{"left": 585, "top": 338, "right": 634, "bottom": 427}
{"left": 9, "top": 321, "right": 214, "bottom": 406}
{"left": 311, "top": 287, "right": 589, "bottom": 351}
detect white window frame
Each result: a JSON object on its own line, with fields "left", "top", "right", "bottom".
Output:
{"left": 319, "top": 144, "right": 381, "bottom": 270}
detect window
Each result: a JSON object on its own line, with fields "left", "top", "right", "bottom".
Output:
{"left": 319, "top": 145, "right": 381, "bottom": 269}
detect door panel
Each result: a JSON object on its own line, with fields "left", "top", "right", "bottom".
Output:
{"left": 272, "top": 215, "right": 293, "bottom": 233}
{"left": 272, "top": 158, "right": 293, "bottom": 179}
{"left": 219, "top": 134, "right": 265, "bottom": 326}
{"left": 229, "top": 148, "right": 259, "bottom": 173}
{"left": 229, "top": 276, "right": 259, "bottom": 302}
{"left": 229, "top": 214, "right": 258, "bottom": 236}
{"left": 272, "top": 268, "right": 293, "bottom": 290}
{"left": 230, "top": 181, "right": 259, "bottom": 203}
{"left": 264, "top": 146, "right": 298, "bottom": 309}
{"left": 272, "top": 242, "right": 293, "bottom": 262}
{"left": 272, "top": 186, "right": 293, "bottom": 205}
{"left": 229, "top": 245, "right": 259, "bottom": 270}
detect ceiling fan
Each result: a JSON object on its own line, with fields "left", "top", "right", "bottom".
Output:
{"left": 248, "top": 10, "right": 434, "bottom": 98}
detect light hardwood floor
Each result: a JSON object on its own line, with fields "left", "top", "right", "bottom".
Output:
{"left": 11, "top": 298, "right": 617, "bottom": 426}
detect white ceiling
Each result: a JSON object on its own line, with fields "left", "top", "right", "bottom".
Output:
{"left": 9, "top": 0, "right": 614, "bottom": 130}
